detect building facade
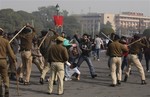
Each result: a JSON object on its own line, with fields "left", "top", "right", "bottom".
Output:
{"left": 77, "top": 12, "right": 150, "bottom": 36}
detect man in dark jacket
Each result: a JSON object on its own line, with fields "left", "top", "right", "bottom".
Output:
{"left": 75, "top": 34, "right": 97, "bottom": 78}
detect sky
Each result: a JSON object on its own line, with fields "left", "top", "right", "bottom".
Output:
{"left": 0, "top": 0, "right": 150, "bottom": 16}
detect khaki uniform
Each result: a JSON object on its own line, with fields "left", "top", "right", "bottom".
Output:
{"left": 19, "top": 28, "right": 36, "bottom": 83}
{"left": 32, "top": 43, "right": 44, "bottom": 74}
{"left": 39, "top": 35, "right": 58, "bottom": 80}
{"left": 125, "top": 41, "right": 146, "bottom": 80}
{"left": 0, "top": 36, "right": 16, "bottom": 97}
{"left": 48, "top": 43, "right": 69, "bottom": 95}
{"left": 107, "top": 40, "right": 128, "bottom": 85}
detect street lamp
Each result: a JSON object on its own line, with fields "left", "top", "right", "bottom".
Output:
{"left": 55, "top": 4, "right": 60, "bottom": 15}
{"left": 54, "top": 4, "right": 63, "bottom": 33}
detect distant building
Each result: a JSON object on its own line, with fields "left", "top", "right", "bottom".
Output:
{"left": 115, "top": 12, "right": 150, "bottom": 36}
{"left": 75, "top": 12, "right": 150, "bottom": 36}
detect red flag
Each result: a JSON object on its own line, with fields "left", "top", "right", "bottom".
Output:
{"left": 53, "top": 15, "right": 64, "bottom": 27}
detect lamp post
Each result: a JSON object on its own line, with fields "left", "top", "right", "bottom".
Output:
{"left": 55, "top": 4, "right": 62, "bottom": 33}
{"left": 56, "top": 4, "right": 60, "bottom": 16}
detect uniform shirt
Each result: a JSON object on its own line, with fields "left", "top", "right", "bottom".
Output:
{"left": 107, "top": 40, "right": 128, "bottom": 57}
{"left": 19, "top": 31, "right": 36, "bottom": 51}
{"left": 39, "top": 35, "right": 58, "bottom": 59}
{"left": 48, "top": 44, "right": 69, "bottom": 63}
{"left": 0, "top": 36, "right": 16, "bottom": 60}
{"left": 129, "top": 41, "right": 145, "bottom": 54}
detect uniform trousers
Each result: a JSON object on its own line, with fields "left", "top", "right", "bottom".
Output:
{"left": 20, "top": 50, "right": 32, "bottom": 82}
{"left": 32, "top": 56, "right": 44, "bottom": 74}
{"left": 40, "top": 62, "right": 50, "bottom": 79}
{"left": 110, "top": 57, "right": 122, "bottom": 85}
{"left": 48, "top": 62, "right": 64, "bottom": 94}
{"left": 125, "top": 54, "right": 145, "bottom": 80}
{"left": 0, "top": 59, "right": 9, "bottom": 96}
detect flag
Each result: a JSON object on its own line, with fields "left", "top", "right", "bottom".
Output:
{"left": 53, "top": 15, "right": 64, "bottom": 27}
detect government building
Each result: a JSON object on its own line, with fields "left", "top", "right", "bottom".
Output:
{"left": 75, "top": 12, "right": 150, "bottom": 36}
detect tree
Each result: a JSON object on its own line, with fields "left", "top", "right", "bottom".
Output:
{"left": 63, "top": 16, "right": 81, "bottom": 37}
{"left": 0, "top": 6, "right": 81, "bottom": 37}
{"left": 99, "top": 28, "right": 115, "bottom": 39}
{"left": 143, "top": 29, "right": 150, "bottom": 37}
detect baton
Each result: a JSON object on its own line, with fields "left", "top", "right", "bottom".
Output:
{"left": 128, "top": 37, "right": 146, "bottom": 46}
{"left": 38, "top": 31, "right": 50, "bottom": 49}
{"left": 9, "top": 26, "right": 26, "bottom": 43}
{"left": 101, "top": 32, "right": 113, "bottom": 42}
{"left": 14, "top": 61, "right": 20, "bottom": 96}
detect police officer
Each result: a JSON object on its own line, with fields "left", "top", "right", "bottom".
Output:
{"left": 18, "top": 25, "right": 36, "bottom": 85}
{"left": 107, "top": 35, "right": 128, "bottom": 87}
{"left": 39, "top": 29, "right": 59, "bottom": 84}
{"left": 47, "top": 36, "right": 69, "bottom": 95}
{"left": 124, "top": 34, "right": 148, "bottom": 85}
{"left": 0, "top": 28, "right": 16, "bottom": 97}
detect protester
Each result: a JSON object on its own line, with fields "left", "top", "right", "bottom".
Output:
{"left": 74, "top": 33, "right": 97, "bottom": 78}
{"left": 143, "top": 37, "right": 150, "bottom": 72}
{"left": 94, "top": 35, "right": 104, "bottom": 61}
{"left": 119, "top": 36, "right": 129, "bottom": 72}
{"left": 32, "top": 38, "right": 44, "bottom": 74}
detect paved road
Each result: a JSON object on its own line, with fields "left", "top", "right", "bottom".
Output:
{"left": 8, "top": 51, "right": 150, "bottom": 97}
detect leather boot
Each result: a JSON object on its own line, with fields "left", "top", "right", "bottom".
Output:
{"left": 0, "top": 84, "right": 3, "bottom": 97}
{"left": 141, "top": 80, "right": 147, "bottom": 85}
{"left": 5, "top": 86, "right": 9, "bottom": 97}
{"left": 124, "top": 75, "right": 128, "bottom": 82}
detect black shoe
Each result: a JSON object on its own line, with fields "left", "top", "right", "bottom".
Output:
{"left": 141, "top": 80, "right": 147, "bottom": 85}
{"left": 24, "top": 81, "right": 30, "bottom": 85}
{"left": 19, "top": 78, "right": 24, "bottom": 83}
{"left": 129, "top": 71, "right": 132, "bottom": 75}
{"left": 124, "top": 75, "right": 128, "bottom": 82}
{"left": 10, "top": 73, "right": 16, "bottom": 81}
{"left": 117, "top": 80, "right": 121, "bottom": 85}
{"left": 91, "top": 74, "right": 97, "bottom": 78}
{"left": 5, "top": 92, "right": 9, "bottom": 97}
{"left": 47, "top": 92, "right": 52, "bottom": 95}
{"left": 39, "top": 78, "right": 44, "bottom": 85}
{"left": 109, "top": 84, "right": 116, "bottom": 87}
{"left": 53, "top": 81, "right": 57, "bottom": 85}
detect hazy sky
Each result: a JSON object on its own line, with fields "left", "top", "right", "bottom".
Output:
{"left": 0, "top": 0, "right": 150, "bottom": 16}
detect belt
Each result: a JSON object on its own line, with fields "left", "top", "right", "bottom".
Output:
{"left": 21, "top": 49, "right": 31, "bottom": 51}
{"left": 129, "top": 53, "right": 137, "bottom": 55}
{"left": 111, "top": 56, "right": 122, "bottom": 57}
{"left": 0, "top": 58, "right": 6, "bottom": 60}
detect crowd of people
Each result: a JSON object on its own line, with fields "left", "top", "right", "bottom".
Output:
{"left": 0, "top": 24, "right": 150, "bottom": 97}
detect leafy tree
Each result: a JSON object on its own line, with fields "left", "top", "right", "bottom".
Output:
{"left": 0, "top": 6, "right": 81, "bottom": 37}
{"left": 63, "top": 16, "right": 81, "bottom": 37}
{"left": 99, "top": 27, "right": 115, "bottom": 38}
{"left": 143, "top": 29, "right": 150, "bottom": 37}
